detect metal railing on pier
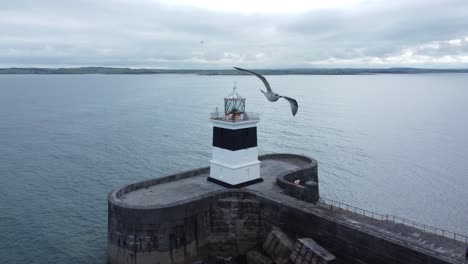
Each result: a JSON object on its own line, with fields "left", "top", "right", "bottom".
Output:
{"left": 319, "top": 197, "right": 468, "bottom": 244}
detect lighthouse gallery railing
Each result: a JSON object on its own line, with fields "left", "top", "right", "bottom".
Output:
{"left": 210, "top": 112, "right": 260, "bottom": 122}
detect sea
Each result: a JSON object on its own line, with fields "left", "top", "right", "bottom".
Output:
{"left": 0, "top": 73, "right": 467, "bottom": 263}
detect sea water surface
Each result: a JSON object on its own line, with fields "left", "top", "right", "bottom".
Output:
{"left": 0, "top": 74, "right": 467, "bottom": 263}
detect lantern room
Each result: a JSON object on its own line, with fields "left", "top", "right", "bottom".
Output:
{"left": 224, "top": 84, "right": 246, "bottom": 114}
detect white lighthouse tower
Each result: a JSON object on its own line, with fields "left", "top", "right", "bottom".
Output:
{"left": 208, "top": 84, "right": 262, "bottom": 187}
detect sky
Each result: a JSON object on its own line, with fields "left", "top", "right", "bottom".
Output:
{"left": 1, "top": 0, "right": 468, "bottom": 69}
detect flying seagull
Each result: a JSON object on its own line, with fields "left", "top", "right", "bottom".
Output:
{"left": 234, "top": 67, "right": 298, "bottom": 116}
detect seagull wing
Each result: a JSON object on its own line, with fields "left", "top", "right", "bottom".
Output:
{"left": 233, "top": 67, "right": 272, "bottom": 92}
{"left": 281, "top": 96, "right": 298, "bottom": 116}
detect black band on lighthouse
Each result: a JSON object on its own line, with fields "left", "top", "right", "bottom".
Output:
{"left": 212, "top": 127, "right": 257, "bottom": 151}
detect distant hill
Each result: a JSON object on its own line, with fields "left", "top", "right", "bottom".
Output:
{"left": 1, "top": 67, "right": 468, "bottom": 75}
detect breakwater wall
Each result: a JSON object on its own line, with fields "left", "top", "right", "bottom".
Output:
{"left": 108, "top": 154, "right": 465, "bottom": 264}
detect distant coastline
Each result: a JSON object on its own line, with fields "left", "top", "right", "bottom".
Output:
{"left": 1, "top": 67, "right": 468, "bottom": 75}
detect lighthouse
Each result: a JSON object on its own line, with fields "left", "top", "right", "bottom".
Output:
{"left": 207, "top": 84, "right": 263, "bottom": 187}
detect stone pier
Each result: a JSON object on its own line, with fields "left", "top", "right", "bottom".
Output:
{"left": 108, "top": 154, "right": 466, "bottom": 264}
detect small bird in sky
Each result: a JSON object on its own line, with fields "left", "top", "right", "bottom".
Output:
{"left": 234, "top": 67, "right": 298, "bottom": 116}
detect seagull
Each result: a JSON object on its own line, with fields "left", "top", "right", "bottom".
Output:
{"left": 234, "top": 67, "right": 298, "bottom": 116}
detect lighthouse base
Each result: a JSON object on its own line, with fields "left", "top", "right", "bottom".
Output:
{"left": 207, "top": 176, "right": 263, "bottom": 188}
{"left": 208, "top": 160, "right": 262, "bottom": 188}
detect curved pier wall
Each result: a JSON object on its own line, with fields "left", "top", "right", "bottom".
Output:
{"left": 108, "top": 193, "right": 454, "bottom": 264}
{"left": 261, "top": 153, "right": 320, "bottom": 203}
{"left": 108, "top": 154, "right": 456, "bottom": 264}
{"left": 108, "top": 191, "right": 263, "bottom": 264}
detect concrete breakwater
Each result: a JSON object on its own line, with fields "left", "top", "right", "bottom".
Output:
{"left": 107, "top": 153, "right": 466, "bottom": 264}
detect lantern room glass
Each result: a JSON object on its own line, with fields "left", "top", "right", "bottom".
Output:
{"left": 224, "top": 98, "right": 245, "bottom": 114}
{"left": 224, "top": 85, "right": 246, "bottom": 114}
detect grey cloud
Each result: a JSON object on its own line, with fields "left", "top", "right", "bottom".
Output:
{"left": 1, "top": 0, "right": 468, "bottom": 68}
{"left": 282, "top": 0, "right": 468, "bottom": 51}
{"left": 285, "top": 0, "right": 468, "bottom": 41}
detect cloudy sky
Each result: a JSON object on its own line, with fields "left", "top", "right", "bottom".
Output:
{"left": 1, "top": 0, "right": 468, "bottom": 68}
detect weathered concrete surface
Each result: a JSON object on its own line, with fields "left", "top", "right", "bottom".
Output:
{"left": 208, "top": 196, "right": 261, "bottom": 256}
{"left": 246, "top": 250, "right": 274, "bottom": 264}
{"left": 117, "top": 154, "right": 314, "bottom": 207}
{"left": 262, "top": 229, "right": 295, "bottom": 264}
{"left": 108, "top": 153, "right": 466, "bottom": 264}
{"left": 290, "top": 238, "right": 336, "bottom": 264}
